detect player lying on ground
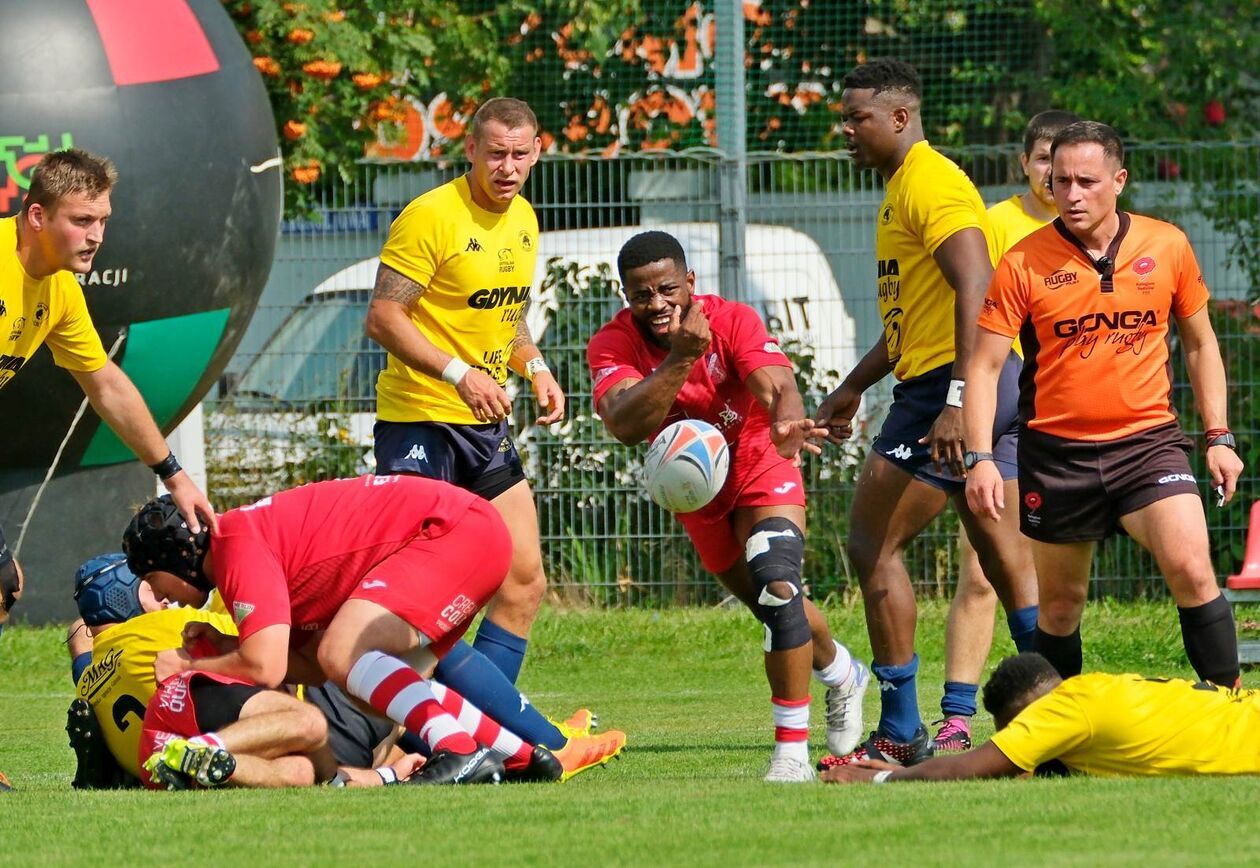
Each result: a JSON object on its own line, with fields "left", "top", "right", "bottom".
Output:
{"left": 65, "top": 553, "right": 564, "bottom": 789}
{"left": 821, "top": 652, "right": 1260, "bottom": 783}
{"left": 122, "top": 475, "right": 625, "bottom": 786}
{"left": 587, "top": 230, "right": 868, "bottom": 783}
{"left": 965, "top": 120, "right": 1243, "bottom": 685}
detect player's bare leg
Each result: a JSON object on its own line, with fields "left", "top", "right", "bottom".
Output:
{"left": 935, "top": 530, "right": 995, "bottom": 752}
{"left": 227, "top": 754, "right": 318, "bottom": 788}
{"left": 846, "top": 454, "right": 946, "bottom": 750}
{"left": 486, "top": 480, "right": 548, "bottom": 638}
{"left": 1029, "top": 539, "right": 1094, "bottom": 677}
{"left": 1120, "top": 493, "right": 1239, "bottom": 685}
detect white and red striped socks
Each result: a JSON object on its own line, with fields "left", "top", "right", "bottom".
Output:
{"left": 346, "top": 650, "right": 478, "bottom": 754}
{"left": 188, "top": 732, "right": 225, "bottom": 750}
{"left": 771, "top": 696, "right": 810, "bottom": 763}
{"left": 431, "top": 681, "right": 533, "bottom": 770}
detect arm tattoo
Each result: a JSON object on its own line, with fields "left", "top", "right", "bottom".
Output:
{"left": 511, "top": 302, "right": 538, "bottom": 356}
{"left": 372, "top": 263, "right": 424, "bottom": 306}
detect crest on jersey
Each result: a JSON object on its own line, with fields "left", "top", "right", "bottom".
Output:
{"left": 706, "top": 352, "right": 726, "bottom": 384}
{"left": 519, "top": 230, "right": 533, "bottom": 251}
{"left": 880, "top": 204, "right": 894, "bottom": 225}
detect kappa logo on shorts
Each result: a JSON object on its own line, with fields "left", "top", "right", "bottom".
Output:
{"left": 497, "top": 437, "right": 512, "bottom": 454}
{"left": 773, "top": 481, "right": 798, "bottom": 495}
{"left": 886, "top": 443, "right": 913, "bottom": 461}
{"left": 1158, "top": 473, "right": 1196, "bottom": 484}
{"left": 406, "top": 444, "right": 428, "bottom": 462}
{"left": 439, "top": 594, "right": 478, "bottom": 627}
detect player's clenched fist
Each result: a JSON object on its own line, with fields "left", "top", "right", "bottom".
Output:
{"left": 667, "top": 303, "right": 711, "bottom": 360}
{"left": 454, "top": 367, "right": 514, "bottom": 422}
{"left": 813, "top": 384, "right": 859, "bottom": 445}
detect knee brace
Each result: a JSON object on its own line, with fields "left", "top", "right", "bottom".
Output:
{"left": 746, "top": 517, "right": 809, "bottom": 652}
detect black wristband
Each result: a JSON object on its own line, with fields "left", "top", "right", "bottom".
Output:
{"left": 149, "top": 451, "right": 182, "bottom": 481}
{"left": 1206, "top": 433, "right": 1237, "bottom": 450}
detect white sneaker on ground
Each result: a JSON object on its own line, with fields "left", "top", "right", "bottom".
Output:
{"left": 825, "top": 661, "right": 870, "bottom": 756}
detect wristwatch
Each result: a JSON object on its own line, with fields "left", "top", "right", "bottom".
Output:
{"left": 963, "top": 451, "right": 995, "bottom": 470}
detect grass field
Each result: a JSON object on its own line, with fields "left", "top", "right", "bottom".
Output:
{"left": 3, "top": 599, "right": 1258, "bottom": 866}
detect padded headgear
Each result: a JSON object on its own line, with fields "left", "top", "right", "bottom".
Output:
{"left": 74, "top": 553, "right": 143, "bottom": 626}
{"left": 122, "top": 495, "right": 212, "bottom": 592}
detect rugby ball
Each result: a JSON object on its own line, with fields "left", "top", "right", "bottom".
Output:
{"left": 642, "top": 420, "right": 730, "bottom": 513}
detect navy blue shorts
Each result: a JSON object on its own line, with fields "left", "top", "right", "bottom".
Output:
{"left": 872, "top": 353, "right": 1021, "bottom": 492}
{"left": 373, "top": 419, "right": 525, "bottom": 501}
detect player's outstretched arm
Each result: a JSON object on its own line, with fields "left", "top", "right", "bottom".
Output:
{"left": 71, "top": 363, "right": 218, "bottom": 534}
{"left": 365, "top": 262, "right": 512, "bottom": 421}
{"left": 746, "top": 366, "right": 827, "bottom": 460}
{"left": 814, "top": 336, "right": 893, "bottom": 444}
{"left": 963, "top": 328, "right": 1014, "bottom": 522}
{"left": 821, "top": 741, "right": 1021, "bottom": 784}
{"left": 1178, "top": 305, "right": 1244, "bottom": 504}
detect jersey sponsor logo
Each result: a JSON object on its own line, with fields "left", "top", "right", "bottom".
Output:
{"left": 592, "top": 366, "right": 621, "bottom": 388}
{"left": 717, "top": 402, "right": 740, "bottom": 430}
{"left": 706, "top": 352, "right": 726, "bottom": 384}
{"left": 762, "top": 341, "right": 784, "bottom": 354}
{"left": 406, "top": 443, "right": 428, "bottom": 462}
{"left": 886, "top": 443, "right": 913, "bottom": 461}
{"left": 880, "top": 204, "right": 894, "bottom": 225}
{"left": 232, "top": 601, "right": 255, "bottom": 624}
{"left": 468, "top": 285, "right": 530, "bottom": 310}
{"left": 0, "top": 299, "right": 5, "bottom": 317}
{"left": 882, "top": 307, "right": 904, "bottom": 355}
{"left": 498, "top": 248, "right": 515, "bottom": 273}
{"left": 877, "top": 259, "right": 901, "bottom": 304}
{"left": 1133, "top": 256, "right": 1157, "bottom": 276}
{"left": 33, "top": 302, "right": 47, "bottom": 326}
{"left": 1158, "top": 473, "right": 1196, "bottom": 484}
{"left": 1052, "top": 309, "right": 1157, "bottom": 338}
{"left": 983, "top": 297, "right": 999, "bottom": 316}
{"left": 159, "top": 674, "right": 192, "bottom": 714}
{"left": 1044, "top": 269, "right": 1079, "bottom": 289}
{"left": 361, "top": 579, "right": 388, "bottom": 590}
{"left": 78, "top": 647, "right": 123, "bottom": 701}
{"left": 439, "top": 594, "right": 477, "bottom": 627}
{"left": 518, "top": 230, "right": 533, "bottom": 251}
{"left": 773, "top": 481, "right": 797, "bottom": 495}
{"left": 465, "top": 237, "right": 483, "bottom": 253}
{"left": 7, "top": 316, "right": 26, "bottom": 342}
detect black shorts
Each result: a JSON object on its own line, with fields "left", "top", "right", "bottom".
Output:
{"left": 373, "top": 419, "right": 525, "bottom": 500}
{"left": 873, "top": 353, "right": 1021, "bottom": 492}
{"left": 189, "top": 677, "right": 269, "bottom": 732}
{"left": 1017, "top": 421, "right": 1199, "bottom": 543}
{"left": 304, "top": 682, "right": 395, "bottom": 769}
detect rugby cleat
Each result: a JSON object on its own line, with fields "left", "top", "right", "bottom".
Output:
{"left": 552, "top": 729, "right": 627, "bottom": 781}
{"left": 931, "top": 716, "right": 973, "bottom": 753}
{"left": 817, "top": 724, "right": 934, "bottom": 771}
{"left": 824, "top": 662, "right": 870, "bottom": 756}
{"left": 550, "top": 707, "right": 598, "bottom": 740}
{"left": 408, "top": 746, "right": 504, "bottom": 785}
{"left": 146, "top": 738, "right": 237, "bottom": 788}
{"left": 503, "top": 745, "right": 564, "bottom": 783}
{"left": 764, "top": 755, "right": 817, "bottom": 783}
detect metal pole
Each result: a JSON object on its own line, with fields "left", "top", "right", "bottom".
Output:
{"left": 715, "top": 1, "right": 747, "bottom": 303}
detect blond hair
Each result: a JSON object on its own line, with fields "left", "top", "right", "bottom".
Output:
{"left": 21, "top": 148, "right": 117, "bottom": 215}
{"left": 469, "top": 97, "right": 539, "bottom": 140}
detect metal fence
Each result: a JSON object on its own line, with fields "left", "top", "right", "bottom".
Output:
{"left": 205, "top": 140, "right": 1260, "bottom": 604}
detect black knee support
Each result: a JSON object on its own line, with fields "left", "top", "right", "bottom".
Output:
{"left": 746, "top": 517, "right": 809, "bottom": 651}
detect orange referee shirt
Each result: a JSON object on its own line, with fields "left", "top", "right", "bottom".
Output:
{"left": 978, "top": 212, "right": 1208, "bottom": 441}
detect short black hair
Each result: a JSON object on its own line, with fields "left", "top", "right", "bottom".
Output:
{"left": 982, "top": 653, "right": 1061, "bottom": 723}
{"left": 1051, "top": 120, "right": 1125, "bottom": 168}
{"left": 842, "top": 58, "right": 922, "bottom": 99}
{"left": 617, "top": 230, "right": 688, "bottom": 282}
{"left": 1023, "top": 110, "right": 1081, "bottom": 155}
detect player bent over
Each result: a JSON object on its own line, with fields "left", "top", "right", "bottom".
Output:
{"left": 965, "top": 121, "right": 1243, "bottom": 685}
{"left": 587, "top": 231, "right": 868, "bottom": 782}
{"left": 124, "top": 474, "right": 623, "bottom": 785}
{"left": 823, "top": 653, "right": 1260, "bottom": 784}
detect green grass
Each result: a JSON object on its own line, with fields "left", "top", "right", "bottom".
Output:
{"left": 3, "top": 600, "right": 1259, "bottom": 866}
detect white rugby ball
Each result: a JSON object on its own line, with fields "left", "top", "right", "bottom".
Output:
{"left": 642, "top": 419, "right": 730, "bottom": 514}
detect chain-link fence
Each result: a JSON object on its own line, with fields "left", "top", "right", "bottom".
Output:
{"left": 205, "top": 138, "right": 1260, "bottom": 604}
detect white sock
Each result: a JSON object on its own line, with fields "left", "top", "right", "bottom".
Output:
{"left": 813, "top": 639, "right": 856, "bottom": 688}
{"left": 189, "top": 732, "right": 225, "bottom": 750}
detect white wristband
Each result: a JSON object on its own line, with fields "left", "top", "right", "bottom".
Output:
{"left": 525, "top": 357, "right": 550, "bottom": 381}
{"left": 375, "top": 766, "right": 399, "bottom": 785}
{"left": 871, "top": 770, "right": 894, "bottom": 784}
{"left": 441, "top": 357, "right": 471, "bottom": 386}
{"left": 945, "top": 378, "right": 965, "bottom": 408}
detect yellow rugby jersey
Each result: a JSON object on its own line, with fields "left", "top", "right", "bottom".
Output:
{"left": 990, "top": 673, "right": 1260, "bottom": 777}
{"left": 0, "top": 216, "right": 107, "bottom": 390}
{"left": 988, "top": 194, "right": 1050, "bottom": 258}
{"left": 875, "top": 141, "right": 996, "bottom": 381}
{"left": 74, "top": 606, "right": 238, "bottom": 777}
{"left": 376, "top": 175, "right": 539, "bottom": 423}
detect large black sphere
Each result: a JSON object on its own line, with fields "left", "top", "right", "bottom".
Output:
{"left": 0, "top": 0, "right": 280, "bottom": 470}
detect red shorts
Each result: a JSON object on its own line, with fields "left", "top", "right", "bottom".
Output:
{"left": 677, "top": 439, "right": 806, "bottom": 573}
{"left": 138, "top": 671, "right": 250, "bottom": 789}
{"left": 349, "top": 498, "right": 511, "bottom": 656}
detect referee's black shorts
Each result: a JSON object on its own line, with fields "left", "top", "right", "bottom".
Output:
{"left": 1017, "top": 421, "right": 1199, "bottom": 543}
